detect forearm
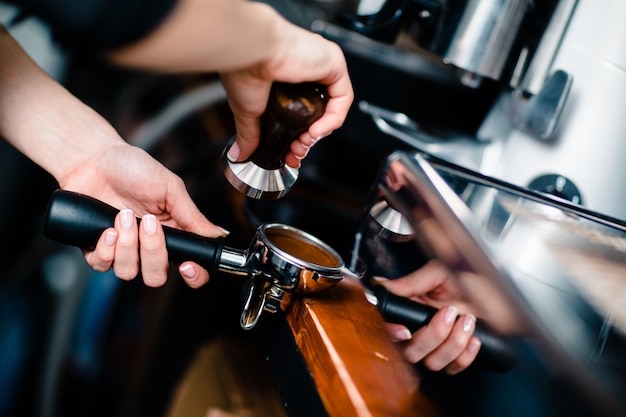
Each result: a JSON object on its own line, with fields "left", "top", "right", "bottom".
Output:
{"left": 0, "top": 26, "right": 124, "bottom": 184}
{"left": 105, "top": 0, "right": 289, "bottom": 73}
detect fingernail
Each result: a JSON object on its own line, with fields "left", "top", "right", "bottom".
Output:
{"left": 295, "top": 151, "right": 307, "bottom": 160}
{"left": 180, "top": 264, "right": 197, "bottom": 280}
{"left": 466, "top": 338, "right": 481, "bottom": 355}
{"left": 217, "top": 226, "right": 230, "bottom": 236}
{"left": 371, "top": 276, "right": 389, "bottom": 283}
{"left": 462, "top": 314, "right": 476, "bottom": 332}
{"left": 142, "top": 214, "right": 157, "bottom": 235}
{"left": 317, "top": 131, "right": 333, "bottom": 140}
{"left": 444, "top": 306, "right": 458, "bottom": 324}
{"left": 120, "top": 209, "right": 134, "bottom": 230}
{"left": 105, "top": 230, "right": 117, "bottom": 246}
{"left": 393, "top": 329, "right": 412, "bottom": 341}
{"left": 227, "top": 142, "right": 240, "bottom": 161}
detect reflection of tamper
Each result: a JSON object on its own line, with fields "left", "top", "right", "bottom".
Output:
{"left": 222, "top": 82, "right": 328, "bottom": 200}
{"left": 369, "top": 199, "right": 414, "bottom": 242}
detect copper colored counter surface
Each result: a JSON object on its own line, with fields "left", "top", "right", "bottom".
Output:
{"left": 285, "top": 277, "right": 442, "bottom": 417}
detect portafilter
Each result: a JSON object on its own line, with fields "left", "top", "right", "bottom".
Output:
{"left": 42, "top": 190, "right": 344, "bottom": 330}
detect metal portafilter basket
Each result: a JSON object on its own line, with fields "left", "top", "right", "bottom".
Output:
{"left": 222, "top": 82, "right": 328, "bottom": 200}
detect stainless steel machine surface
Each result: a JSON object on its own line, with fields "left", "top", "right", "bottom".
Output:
{"left": 311, "top": 0, "right": 626, "bottom": 222}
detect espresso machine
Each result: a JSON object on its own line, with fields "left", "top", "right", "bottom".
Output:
{"left": 306, "top": 0, "right": 626, "bottom": 223}
{"left": 292, "top": 1, "right": 626, "bottom": 415}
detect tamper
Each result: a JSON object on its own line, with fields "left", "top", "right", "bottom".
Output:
{"left": 222, "top": 82, "right": 328, "bottom": 199}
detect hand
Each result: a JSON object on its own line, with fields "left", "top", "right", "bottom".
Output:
{"left": 59, "top": 143, "right": 228, "bottom": 288}
{"left": 105, "top": 0, "right": 353, "bottom": 168}
{"left": 219, "top": 21, "right": 353, "bottom": 169}
{"left": 375, "top": 260, "right": 481, "bottom": 374}
{"left": 216, "top": 16, "right": 354, "bottom": 168}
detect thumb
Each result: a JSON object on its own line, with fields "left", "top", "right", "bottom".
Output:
{"left": 371, "top": 276, "right": 416, "bottom": 299}
{"left": 166, "top": 184, "right": 229, "bottom": 239}
{"left": 228, "top": 113, "right": 261, "bottom": 162}
{"left": 372, "top": 260, "right": 452, "bottom": 299}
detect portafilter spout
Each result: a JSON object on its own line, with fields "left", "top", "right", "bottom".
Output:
{"left": 43, "top": 190, "right": 344, "bottom": 330}
{"left": 222, "top": 82, "right": 328, "bottom": 200}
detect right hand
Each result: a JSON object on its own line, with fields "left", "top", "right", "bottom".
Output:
{"left": 220, "top": 21, "right": 353, "bottom": 168}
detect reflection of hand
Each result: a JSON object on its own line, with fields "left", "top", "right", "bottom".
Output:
{"left": 375, "top": 260, "right": 481, "bottom": 374}
{"left": 60, "top": 143, "right": 228, "bottom": 288}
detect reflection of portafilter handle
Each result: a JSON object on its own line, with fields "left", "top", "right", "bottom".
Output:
{"left": 43, "top": 190, "right": 226, "bottom": 274}
{"left": 370, "top": 285, "right": 518, "bottom": 372}
{"left": 252, "top": 82, "right": 328, "bottom": 170}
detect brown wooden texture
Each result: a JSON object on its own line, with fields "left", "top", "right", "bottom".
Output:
{"left": 285, "top": 277, "right": 442, "bottom": 417}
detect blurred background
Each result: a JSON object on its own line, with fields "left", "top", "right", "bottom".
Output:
{"left": 1, "top": 0, "right": 626, "bottom": 416}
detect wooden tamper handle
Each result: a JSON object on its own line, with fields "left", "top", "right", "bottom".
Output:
{"left": 251, "top": 82, "right": 328, "bottom": 170}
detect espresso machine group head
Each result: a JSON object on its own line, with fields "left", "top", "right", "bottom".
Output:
{"left": 222, "top": 82, "right": 329, "bottom": 200}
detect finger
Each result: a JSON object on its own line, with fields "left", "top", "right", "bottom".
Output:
{"left": 231, "top": 115, "right": 261, "bottom": 161}
{"left": 445, "top": 337, "right": 481, "bottom": 375}
{"left": 166, "top": 177, "right": 230, "bottom": 239}
{"left": 284, "top": 153, "right": 301, "bottom": 169}
{"left": 306, "top": 55, "right": 353, "bottom": 141}
{"left": 112, "top": 209, "right": 140, "bottom": 281}
{"left": 422, "top": 313, "right": 477, "bottom": 372}
{"left": 221, "top": 79, "right": 271, "bottom": 161}
{"left": 402, "top": 305, "right": 458, "bottom": 364}
{"left": 298, "top": 131, "right": 324, "bottom": 149}
{"left": 139, "top": 214, "right": 169, "bottom": 287}
{"left": 306, "top": 91, "right": 353, "bottom": 141}
{"left": 291, "top": 135, "right": 312, "bottom": 156}
{"left": 85, "top": 228, "right": 118, "bottom": 272}
{"left": 179, "top": 262, "right": 210, "bottom": 289}
{"left": 381, "top": 260, "right": 452, "bottom": 299}
{"left": 385, "top": 323, "right": 413, "bottom": 343}
{"left": 285, "top": 138, "right": 311, "bottom": 168}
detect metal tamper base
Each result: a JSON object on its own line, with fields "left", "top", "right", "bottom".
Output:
{"left": 222, "top": 139, "right": 298, "bottom": 200}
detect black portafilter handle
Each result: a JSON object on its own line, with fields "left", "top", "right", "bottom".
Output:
{"left": 43, "top": 190, "right": 224, "bottom": 274}
{"left": 371, "top": 285, "right": 518, "bottom": 372}
{"left": 251, "top": 82, "right": 328, "bottom": 170}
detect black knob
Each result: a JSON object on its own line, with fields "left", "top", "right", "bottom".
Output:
{"left": 528, "top": 174, "right": 582, "bottom": 205}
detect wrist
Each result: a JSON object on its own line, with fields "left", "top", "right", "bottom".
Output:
{"left": 9, "top": 81, "right": 125, "bottom": 185}
{"left": 0, "top": 29, "right": 126, "bottom": 184}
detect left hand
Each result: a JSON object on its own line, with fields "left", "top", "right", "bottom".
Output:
{"left": 59, "top": 142, "right": 228, "bottom": 288}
